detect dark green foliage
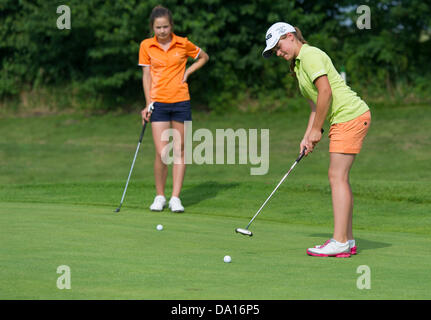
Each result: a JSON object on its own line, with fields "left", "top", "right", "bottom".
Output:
{"left": 1, "top": 0, "right": 430, "bottom": 110}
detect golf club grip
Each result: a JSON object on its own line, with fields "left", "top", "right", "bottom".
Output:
{"left": 296, "top": 128, "right": 324, "bottom": 162}
{"left": 296, "top": 148, "right": 306, "bottom": 162}
{"left": 139, "top": 122, "right": 147, "bottom": 143}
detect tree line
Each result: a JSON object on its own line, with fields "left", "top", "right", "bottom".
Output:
{"left": 1, "top": 0, "right": 430, "bottom": 111}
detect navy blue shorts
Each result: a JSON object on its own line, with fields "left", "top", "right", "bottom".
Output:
{"left": 150, "top": 101, "right": 192, "bottom": 122}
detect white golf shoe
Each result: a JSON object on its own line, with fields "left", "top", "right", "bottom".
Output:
{"left": 169, "top": 196, "right": 184, "bottom": 213}
{"left": 314, "top": 239, "right": 357, "bottom": 255}
{"left": 307, "top": 239, "right": 351, "bottom": 258}
{"left": 149, "top": 195, "right": 166, "bottom": 211}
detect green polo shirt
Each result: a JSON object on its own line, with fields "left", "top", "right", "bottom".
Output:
{"left": 294, "top": 44, "right": 369, "bottom": 124}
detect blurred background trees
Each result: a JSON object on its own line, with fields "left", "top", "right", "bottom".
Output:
{"left": 1, "top": 0, "right": 430, "bottom": 112}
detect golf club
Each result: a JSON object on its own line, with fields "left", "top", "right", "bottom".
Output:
{"left": 235, "top": 129, "right": 323, "bottom": 236}
{"left": 114, "top": 103, "right": 153, "bottom": 212}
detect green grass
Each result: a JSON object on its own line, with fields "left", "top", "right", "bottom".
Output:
{"left": 1, "top": 104, "right": 431, "bottom": 299}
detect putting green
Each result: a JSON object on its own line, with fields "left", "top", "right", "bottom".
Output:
{"left": 1, "top": 105, "right": 430, "bottom": 299}
{"left": 1, "top": 201, "right": 430, "bottom": 299}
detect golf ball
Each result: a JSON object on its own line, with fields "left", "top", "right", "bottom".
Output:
{"left": 156, "top": 224, "right": 163, "bottom": 231}
{"left": 223, "top": 255, "right": 232, "bottom": 263}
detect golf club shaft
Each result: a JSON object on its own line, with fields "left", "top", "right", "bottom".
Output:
{"left": 117, "top": 122, "right": 147, "bottom": 209}
{"left": 245, "top": 149, "right": 306, "bottom": 229}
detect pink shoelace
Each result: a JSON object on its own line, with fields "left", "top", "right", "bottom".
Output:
{"left": 317, "top": 239, "right": 331, "bottom": 248}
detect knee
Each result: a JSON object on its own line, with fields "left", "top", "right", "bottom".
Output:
{"left": 173, "top": 144, "right": 185, "bottom": 163}
{"left": 328, "top": 168, "right": 349, "bottom": 186}
{"left": 155, "top": 147, "right": 170, "bottom": 166}
{"left": 173, "top": 140, "right": 185, "bottom": 156}
{"left": 155, "top": 148, "right": 164, "bottom": 160}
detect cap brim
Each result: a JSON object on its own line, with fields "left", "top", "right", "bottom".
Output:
{"left": 262, "top": 46, "right": 275, "bottom": 58}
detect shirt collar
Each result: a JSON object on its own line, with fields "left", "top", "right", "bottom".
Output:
{"left": 295, "top": 43, "right": 309, "bottom": 62}
{"left": 149, "top": 33, "right": 180, "bottom": 50}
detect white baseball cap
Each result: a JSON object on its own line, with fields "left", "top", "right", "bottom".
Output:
{"left": 262, "top": 22, "right": 296, "bottom": 58}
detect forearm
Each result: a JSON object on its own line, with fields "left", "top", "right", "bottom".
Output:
{"left": 304, "top": 101, "right": 316, "bottom": 139}
{"left": 142, "top": 69, "right": 152, "bottom": 106}
{"left": 312, "top": 90, "right": 331, "bottom": 131}
{"left": 185, "top": 51, "right": 209, "bottom": 77}
{"left": 302, "top": 76, "right": 331, "bottom": 154}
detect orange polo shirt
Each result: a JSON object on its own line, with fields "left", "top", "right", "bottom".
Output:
{"left": 138, "top": 33, "right": 201, "bottom": 103}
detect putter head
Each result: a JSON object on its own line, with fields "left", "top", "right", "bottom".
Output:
{"left": 114, "top": 207, "right": 121, "bottom": 213}
{"left": 235, "top": 228, "right": 253, "bottom": 237}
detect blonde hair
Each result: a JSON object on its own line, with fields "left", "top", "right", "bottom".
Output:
{"left": 289, "top": 27, "right": 308, "bottom": 76}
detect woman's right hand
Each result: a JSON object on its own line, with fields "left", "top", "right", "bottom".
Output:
{"left": 141, "top": 102, "right": 153, "bottom": 124}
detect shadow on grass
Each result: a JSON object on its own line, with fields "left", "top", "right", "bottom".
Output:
{"left": 181, "top": 181, "right": 240, "bottom": 207}
{"left": 309, "top": 233, "right": 392, "bottom": 252}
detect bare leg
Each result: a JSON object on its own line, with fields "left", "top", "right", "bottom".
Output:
{"left": 328, "top": 153, "right": 356, "bottom": 243}
{"left": 151, "top": 122, "right": 171, "bottom": 196}
{"left": 171, "top": 121, "right": 186, "bottom": 198}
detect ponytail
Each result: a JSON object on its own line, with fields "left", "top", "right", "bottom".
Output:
{"left": 290, "top": 26, "right": 308, "bottom": 77}
{"left": 294, "top": 27, "right": 307, "bottom": 44}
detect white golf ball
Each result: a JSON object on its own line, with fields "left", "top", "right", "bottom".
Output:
{"left": 156, "top": 224, "right": 163, "bottom": 231}
{"left": 223, "top": 255, "right": 232, "bottom": 263}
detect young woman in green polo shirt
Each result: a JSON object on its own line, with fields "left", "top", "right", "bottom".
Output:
{"left": 262, "top": 22, "right": 371, "bottom": 258}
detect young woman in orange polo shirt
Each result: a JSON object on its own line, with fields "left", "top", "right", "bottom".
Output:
{"left": 139, "top": 6, "right": 209, "bottom": 213}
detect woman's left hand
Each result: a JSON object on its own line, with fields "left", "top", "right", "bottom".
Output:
{"left": 181, "top": 50, "right": 209, "bottom": 83}
{"left": 182, "top": 70, "right": 190, "bottom": 83}
{"left": 305, "top": 128, "right": 322, "bottom": 154}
